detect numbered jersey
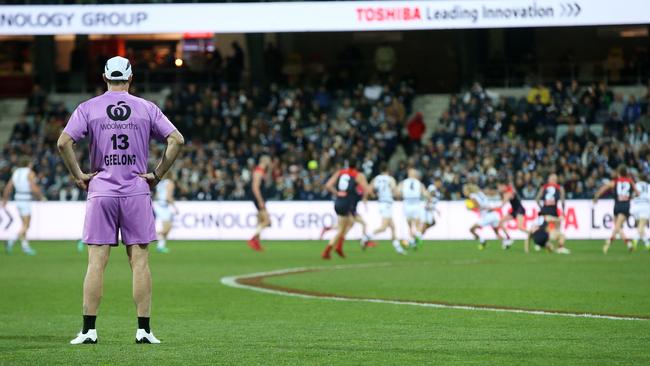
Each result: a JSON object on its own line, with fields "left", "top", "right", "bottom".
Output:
{"left": 373, "top": 174, "right": 395, "bottom": 203}
{"left": 63, "top": 92, "right": 177, "bottom": 199}
{"left": 401, "top": 178, "right": 422, "bottom": 202}
{"left": 540, "top": 183, "right": 561, "bottom": 208}
{"left": 11, "top": 167, "right": 32, "bottom": 201}
{"left": 614, "top": 177, "right": 634, "bottom": 204}
{"left": 336, "top": 168, "right": 359, "bottom": 198}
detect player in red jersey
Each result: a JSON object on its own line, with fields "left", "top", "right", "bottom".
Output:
{"left": 534, "top": 173, "right": 570, "bottom": 254}
{"left": 496, "top": 181, "right": 528, "bottom": 250}
{"left": 248, "top": 155, "right": 271, "bottom": 251}
{"left": 319, "top": 184, "right": 376, "bottom": 249}
{"left": 535, "top": 173, "right": 565, "bottom": 221}
{"left": 594, "top": 165, "right": 638, "bottom": 254}
{"left": 321, "top": 160, "right": 370, "bottom": 259}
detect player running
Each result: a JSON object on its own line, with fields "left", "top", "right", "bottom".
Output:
{"left": 524, "top": 217, "right": 566, "bottom": 254}
{"left": 421, "top": 178, "right": 442, "bottom": 236}
{"left": 1, "top": 156, "right": 45, "bottom": 255}
{"left": 319, "top": 185, "right": 376, "bottom": 249}
{"left": 463, "top": 184, "right": 510, "bottom": 250}
{"left": 322, "top": 161, "right": 370, "bottom": 259}
{"left": 496, "top": 181, "right": 527, "bottom": 250}
{"left": 369, "top": 163, "right": 402, "bottom": 254}
{"left": 631, "top": 175, "right": 650, "bottom": 251}
{"left": 248, "top": 155, "right": 271, "bottom": 251}
{"left": 397, "top": 168, "right": 430, "bottom": 249}
{"left": 59, "top": 56, "right": 184, "bottom": 345}
{"left": 153, "top": 173, "right": 177, "bottom": 254}
{"left": 594, "top": 165, "right": 637, "bottom": 254}
{"left": 535, "top": 174, "right": 570, "bottom": 254}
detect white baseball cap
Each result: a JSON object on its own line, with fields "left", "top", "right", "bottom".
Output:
{"left": 104, "top": 56, "right": 132, "bottom": 81}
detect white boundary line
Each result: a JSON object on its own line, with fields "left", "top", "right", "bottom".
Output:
{"left": 220, "top": 264, "right": 648, "bottom": 322}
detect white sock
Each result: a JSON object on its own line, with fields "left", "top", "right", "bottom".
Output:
{"left": 644, "top": 238, "right": 650, "bottom": 247}
{"left": 21, "top": 239, "right": 30, "bottom": 250}
{"left": 479, "top": 238, "right": 486, "bottom": 244}
{"left": 362, "top": 234, "right": 371, "bottom": 242}
{"left": 392, "top": 240, "right": 404, "bottom": 253}
{"left": 157, "top": 238, "right": 167, "bottom": 249}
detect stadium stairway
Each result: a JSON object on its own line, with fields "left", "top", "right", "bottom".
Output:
{"left": 0, "top": 99, "right": 27, "bottom": 143}
{"left": 412, "top": 94, "right": 449, "bottom": 142}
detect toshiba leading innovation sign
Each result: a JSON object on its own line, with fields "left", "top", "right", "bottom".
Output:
{"left": 0, "top": 200, "right": 644, "bottom": 241}
{"left": 0, "top": 0, "right": 649, "bottom": 35}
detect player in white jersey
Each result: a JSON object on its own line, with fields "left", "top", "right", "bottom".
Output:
{"left": 631, "top": 176, "right": 650, "bottom": 251}
{"left": 1, "top": 157, "right": 45, "bottom": 255}
{"left": 421, "top": 178, "right": 442, "bottom": 235}
{"left": 397, "top": 168, "right": 430, "bottom": 249}
{"left": 463, "top": 184, "right": 509, "bottom": 250}
{"left": 369, "top": 163, "right": 402, "bottom": 254}
{"left": 154, "top": 173, "right": 177, "bottom": 254}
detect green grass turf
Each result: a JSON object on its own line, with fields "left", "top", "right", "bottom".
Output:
{"left": 0, "top": 240, "right": 649, "bottom": 365}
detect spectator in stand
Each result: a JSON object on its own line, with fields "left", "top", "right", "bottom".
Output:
{"left": 527, "top": 82, "right": 551, "bottom": 105}
{"left": 609, "top": 93, "right": 625, "bottom": 122}
{"left": 623, "top": 95, "right": 642, "bottom": 124}
{"left": 406, "top": 112, "right": 425, "bottom": 154}
{"left": 9, "top": 115, "right": 31, "bottom": 143}
{"left": 3, "top": 78, "right": 649, "bottom": 202}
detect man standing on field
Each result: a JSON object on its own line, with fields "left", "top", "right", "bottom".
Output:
{"left": 57, "top": 56, "right": 184, "bottom": 345}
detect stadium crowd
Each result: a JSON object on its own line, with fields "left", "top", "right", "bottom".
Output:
{"left": 1, "top": 79, "right": 649, "bottom": 201}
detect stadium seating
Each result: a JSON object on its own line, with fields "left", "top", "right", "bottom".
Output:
{"left": 1, "top": 79, "right": 648, "bottom": 202}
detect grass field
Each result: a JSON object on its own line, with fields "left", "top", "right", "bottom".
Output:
{"left": 1, "top": 240, "right": 649, "bottom": 365}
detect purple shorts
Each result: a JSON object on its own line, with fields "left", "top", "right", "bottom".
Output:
{"left": 83, "top": 195, "right": 156, "bottom": 246}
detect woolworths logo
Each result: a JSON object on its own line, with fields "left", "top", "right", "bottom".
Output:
{"left": 106, "top": 101, "right": 131, "bottom": 121}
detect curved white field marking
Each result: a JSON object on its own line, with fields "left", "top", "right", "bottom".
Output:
{"left": 220, "top": 263, "right": 648, "bottom": 322}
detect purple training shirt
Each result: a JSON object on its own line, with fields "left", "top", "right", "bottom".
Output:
{"left": 64, "top": 91, "right": 177, "bottom": 199}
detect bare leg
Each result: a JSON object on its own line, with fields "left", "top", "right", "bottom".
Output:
{"left": 407, "top": 219, "right": 415, "bottom": 239}
{"left": 157, "top": 221, "right": 172, "bottom": 251}
{"left": 615, "top": 215, "right": 632, "bottom": 250}
{"left": 388, "top": 220, "right": 396, "bottom": 241}
{"left": 253, "top": 210, "right": 270, "bottom": 239}
{"left": 159, "top": 221, "right": 172, "bottom": 238}
{"left": 18, "top": 215, "right": 30, "bottom": 240}
{"left": 471, "top": 224, "right": 488, "bottom": 249}
{"left": 604, "top": 214, "right": 627, "bottom": 254}
{"left": 638, "top": 218, "right": 648, "bottom": 248}
{"left": 516, "top": 215, "right": 528, "bottom": 233}
{"left": 127, "top": 245, "right": 151, "bottom": 317}
{"left": 83, "top": 245, "right": 111, "bottom": 315}
{"left": 323, "top": 216, "right": 350, "bottom": 258}
{"left": 492, "top": 227, "right": 503, "bottom": 240}
{"left": 470, "top": 225, "right": 480, "bottom": 241}
{"left": 496, "top": 214, "right": 512, "bottom": 237}
{"left": 249, "top": 210, "right": 270, "bottom": 251}
{"left": 372, "top": 218, "right": 390, "bottom": 236}
{"left": 355, "top": 215, "right": 368, "bottom": 238}
{"left": 18, "top": 216, "right": 35, "bottom": 253}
